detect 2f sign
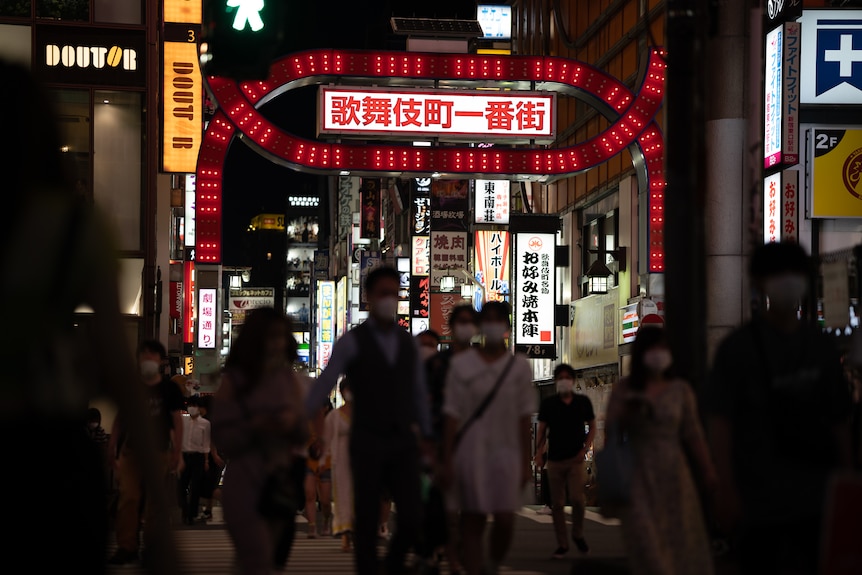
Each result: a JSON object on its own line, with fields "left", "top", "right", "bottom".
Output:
{"left": 816, "top": 132, "right": 841, "bottom": 152}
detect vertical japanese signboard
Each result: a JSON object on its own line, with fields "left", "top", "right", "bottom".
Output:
{"left": 397, "top": 258, "right": 411, "bottom": 331}
{"left": 474, "top": 180, "right": 510, "bottom": 224}
{"left": 513, "top": 233, "right": 555, "bottom": 357}
{"left": 764, "top": 172, "right": 782, "bottom": 243}
{"left": 317, "top": 281, "right": 335, "bottom": 370}
{"left": 359, "top": 251, "right": 382, "bottom": 311}
{"left": 336, "top": 277, "right": 347, "bottom": 338}
{"left": 765, "top": 25, "right": 784, "bottom": 169}
{"left": 337, "top": 176, "right": 358, "bottom": 240}
{"left": 782, "top": 169, "right": 799, "bottom": 242}
{"left": 410, "top": 276, "right": 431, "bottom": 335}
{"left": 783, "top": 22, "right": 801, "bottom": 166}
{"left": 360, "top": 178, "right": 381, "bottom": 239}
{"left": 197, "top": 288, "right": 216, "bottom": 349}
{"left": 412, "top": 236, "right": 430, "bottom": 276}
{"left": 430, "top": 292, "right": 459, "bottom": 343}
{"left": 474, "top": 230, "right": 510, "bottom": 303}
{"left": 411, "top": 178, "right": 431, "bottom": 235}
{"left": 430, "top": 180, "right": 470, "bottom": 289}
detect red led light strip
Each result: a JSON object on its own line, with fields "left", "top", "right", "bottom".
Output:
{"left": 198, "top": 49, "right": 665, "bottom": 270}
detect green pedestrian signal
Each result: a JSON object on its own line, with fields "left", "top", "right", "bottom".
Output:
{"left": 202, "top": 0, "right": 284, "bottom": 80}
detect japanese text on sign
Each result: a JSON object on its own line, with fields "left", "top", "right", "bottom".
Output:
{"left": 474, "top": 179, "right": 510, "bottom": 224}
{"left": 198, "top": 288, "right": 217, "bottom": 349}
{"left": 475, "top": 230, "right": 510, "bottom": 303}
{"left": 320, "top": 88, "right": 555, "bottom": 140}
{"left": 412, "top": 236, "right": 430, "bottom": 276}
{"left": 783, "top": 22, "right": 800, "bottom": 166}
{"left": 318, "top": 281, "right": 335, "bottom": 370}
{"left": 764, "top": 172, "right": 782, "bottom": 244}
{"left": 430, "top": 231, "right": 469, "bottom": 288}
{"left": 782, "top": 170, "right": 799, "bottom": 242}
{"left": 513, "top": 233, "right": 555, "bottom": 347}
{"left": 765, "top": 25, "right": 784, "bottom": 168}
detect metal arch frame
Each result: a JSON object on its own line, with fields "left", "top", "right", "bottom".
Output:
{"left": 195, "top": 49, "right": 665, "bottom": 271}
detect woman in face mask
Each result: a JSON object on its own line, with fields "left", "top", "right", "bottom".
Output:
{"left": 604, "top": 326, "right": 718, "bottom": 575}
{"left": 440, "top": 301, "right": 536, "bottom": 575}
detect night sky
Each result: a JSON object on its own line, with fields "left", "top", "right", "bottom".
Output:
{"left": 221, "top": 0, "right": 479, "bottom": 264}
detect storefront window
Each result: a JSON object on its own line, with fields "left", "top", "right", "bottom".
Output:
{"left": 0, "top": 24, "right": 31, "bottom": 66}
{"left": 36, "top": 0, "right": 88, "bottom": 21}
{"left": 0, "top": 0, "right": 30, "bottom": 18}
{"left": 50, "top": 89, "right": 91, "bottom": 200}
{"left": 94, "top": 90, "right": 144, "bottom": 252}
{"left": 95, "top": 0, "right": 141, "bottom": 24}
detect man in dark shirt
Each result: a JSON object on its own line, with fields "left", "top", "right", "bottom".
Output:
{"left": 535, "top": 364, "right": 596, "bottom": 559}
{"left": 108, "top": 340, "right": 185, "bottom": 566}
{"left": 706, "top": 242, "right": 852, "bottom": 575}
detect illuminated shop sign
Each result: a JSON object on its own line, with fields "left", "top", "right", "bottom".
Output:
{"left": 477, "top": 4, "right": 512, "bottom": 40}
{"left": 513, "top": 232, "right": 555, "bottom": 357}
{"left": 36, "top": 27, "right": 146, "bottom": 86}
{"left": 763, "top": 172, "right": 782, "bottom": 243}
{"left": 164, "top": 0, "right": 202, "bottom": 24}
{"left": 809, "top": 128, "right": 862, "bottom": 218}
{"left": 474, "top": 230, "right": 510, "bottom": 302}
{"left": 411, "top": 236, "right": 430, "bottom": 276}
{"left": 764, "top": 25, "right": 784, "bottom": 169}
{"left": 163, "top": 41, "right": 202, "bottom": 173}
{"left": 197, "top": 288, "right": 217, "bottom": 349}
{"left": 474, "top": 179, "right": 510, "bottom": 224}
{"left": 319, "top": 87, "right": 555, "bottom": 142}
{"left": 801, "top": 10, "right": 862, "bottom": 105}
{"left": 317, "top": 281, "right": 335, "bottom": 369}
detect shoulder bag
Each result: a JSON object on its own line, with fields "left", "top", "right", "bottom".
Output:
{"left": 453, "top": 354, "right": 517, "bottom": 450}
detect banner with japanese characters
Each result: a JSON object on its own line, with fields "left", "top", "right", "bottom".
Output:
{"left": 782, "top": 169, "right": 799, "bottom": 242}
{"left": 319, "top": 87, "right": 555, "bottom": 142}
{"left": 410, "top": 275, "right": 431, "bottom": 336}
{"left": 411, "top": 236, "right": 430, "bottom": 276}
{"left": 474, "top": 180, "right": 510, "bottom": 224}
{"left": 431, "top": 179, "right": 470, "bottom": 231}
{"left": 474, "top": 230, "right": 510, "bottom": 303}
{"left": 197, "top": 288, "right": 217, "bottom": 349}
{"left": 513, "top": 232, "right": 556, "bottom": 357}
{"left": 317, "top": 281, "right": 335, "bottom": 370}
{"left": 411, "top": 178, "right": 431, "bottom": 235}
{"left": 763, "top": 172, "right": 782, "bottom": 243}
{"left": 430, "top": 231, "right": 468, "bottom": 289}
{"left": 430, "top": 292, "right": 461, "bottom": 343}
{"left": 360, "top": 178, "right": 381, "bottom": 239}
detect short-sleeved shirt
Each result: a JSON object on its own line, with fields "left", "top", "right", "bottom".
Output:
{"left": 538, "top": 394, "right": 595, "bottom": 461}
{"left": 705, "top": 318, "right": 852, "bottom": 522}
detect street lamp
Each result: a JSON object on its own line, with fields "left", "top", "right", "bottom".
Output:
{"left": 440, "top": 275, "right": 456, "bottom": 292}
{"left": 585, "top": 247, "right": 627, "bottom": 295}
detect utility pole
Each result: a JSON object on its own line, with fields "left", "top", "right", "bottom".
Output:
{"left": 664, "top": 0, "right": 708, "bottom": 387}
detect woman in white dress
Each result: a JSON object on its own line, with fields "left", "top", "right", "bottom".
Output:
{"left": 441, "top": 301, "right": 536, "bottom": 575}
{"left": 323, "top": 379, "right": 354, "bottom": 552}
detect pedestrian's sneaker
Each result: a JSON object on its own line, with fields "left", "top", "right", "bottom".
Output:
{"left": 535, "top": 505, "right": 553, "bottom": 515}
{"left": 108, "top": 549, "right": 138, "bottom": 565}
{"left": 551, "top": 546, "right": 569, "bottom": 560}
{"left": 573, "top": 537, "right": 590, "bottom": 553}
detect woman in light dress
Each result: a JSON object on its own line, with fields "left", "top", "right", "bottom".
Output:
{"left": 323, "top": 379, "right": 354, "bottom": 552}
{"left": 605, "top": 326, "right": 718, "bottom": 575}
{"left": 441, "top": 301, "right": 536, "bottom": 575}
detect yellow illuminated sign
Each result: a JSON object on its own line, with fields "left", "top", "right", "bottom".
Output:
{"left": 477, "top": 48, "right": 512, "bottom": 55}
{"left": 164, "top": 0, "right": 201, "bottom": 24}
{"left": 250, "top": 213, "right": 285, "bottom": 231}
{"left": 811, "top": 128, "right": 862, "bottom": 218}
{"left": 162, "top": 41, "right": 202, "bottom": 173}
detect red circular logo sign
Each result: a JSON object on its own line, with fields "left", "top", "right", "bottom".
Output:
{"left": 527, "top": 237, "right": 544, "bottom": 251}
{"left": 843, "top": 147, "right": 862, "bottom": 200}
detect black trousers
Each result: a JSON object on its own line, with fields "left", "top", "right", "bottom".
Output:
{"left": 179, "top": 452, "right": 206, "bottom": 521}
{"left": 273, "top": 456, "right": 308, "bottom": 569}
{"left": 350, "top": 429, "right": 423, "bottom": 575}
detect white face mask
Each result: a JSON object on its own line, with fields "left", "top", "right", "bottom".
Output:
{"left": 373, "top": 296, "right": 398, "bottom": 321}
{"left": 140, "top": 359, "right": 161, "bottom": 379}
{"left": 481, "top": 322, "right": 508, "bottom": 344}
{"left": 453, "top": 323, "right": 477, "bottom": 344}
{"left": 556, "top": 378, "right": 574, "bottom": 395}
{"left": 642, "top": 349, "right": 673, "bottom": 374}
{"left": 187, "top": 407, "right": 199, "bottom": 417}
{"left": 764, "top": 274, "right": 807, "bottom": 312}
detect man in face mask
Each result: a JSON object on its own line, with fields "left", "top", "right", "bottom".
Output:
{"left": 706, "top": 241, "right": 853, "bottom": 575}
{"left": 108, "top": 340, "right": 185, "bottom": 566}
{"left": 178, "top": 396, "right": 212, "bottom": 525}
{"left": 306, "top": 266, "right": 432, "bottom": 575}
{"left": 534, "top": 364, "right": 596, "bottom": 559}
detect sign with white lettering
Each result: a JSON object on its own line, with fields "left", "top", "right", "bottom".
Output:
{"left": 801, "top": 10, "right": 862, "bottom": 104}
{"left": 513, "top": 232, "right": 555, "bottom": 356}
{"left": 765, "top": 25, "right": 784, "bottom": 168}
{"left": 474, "top": 230, "right": 510, "bottom": 303}
{"left": 35, "top": 27, "right": 146, "bottom": 87}
{"left": 319, "top": 87, "right": 556, "bottom": 142}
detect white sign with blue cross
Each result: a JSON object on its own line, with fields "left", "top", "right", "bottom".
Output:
{"left": 801, "top": 10, "right": 862, "bottom": 104}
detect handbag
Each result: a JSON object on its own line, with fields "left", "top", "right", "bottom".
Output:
{"left": 453, "top": 354, "right": 517, "bottom": 450}
{"left": 595, "top": 422, "right": 634, "bottom": 516}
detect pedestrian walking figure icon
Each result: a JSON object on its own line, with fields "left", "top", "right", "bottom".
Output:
{"left": 227, "top": 0, "right": 264, "bottom": 32}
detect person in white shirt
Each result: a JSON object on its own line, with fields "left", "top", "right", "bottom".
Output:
{"left": 179, "top": 395, "right": 212, "bottom": 525}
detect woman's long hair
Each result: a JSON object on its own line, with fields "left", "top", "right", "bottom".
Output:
{"left": 627, "top": 325, "right": 673, "bottom": 391}
{"left": 225, "top": 307, "right": 296, "bottom": 388}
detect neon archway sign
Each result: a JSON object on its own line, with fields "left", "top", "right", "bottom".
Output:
{"left": 196, "top": 48, "right": 666, "bottom": 271}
